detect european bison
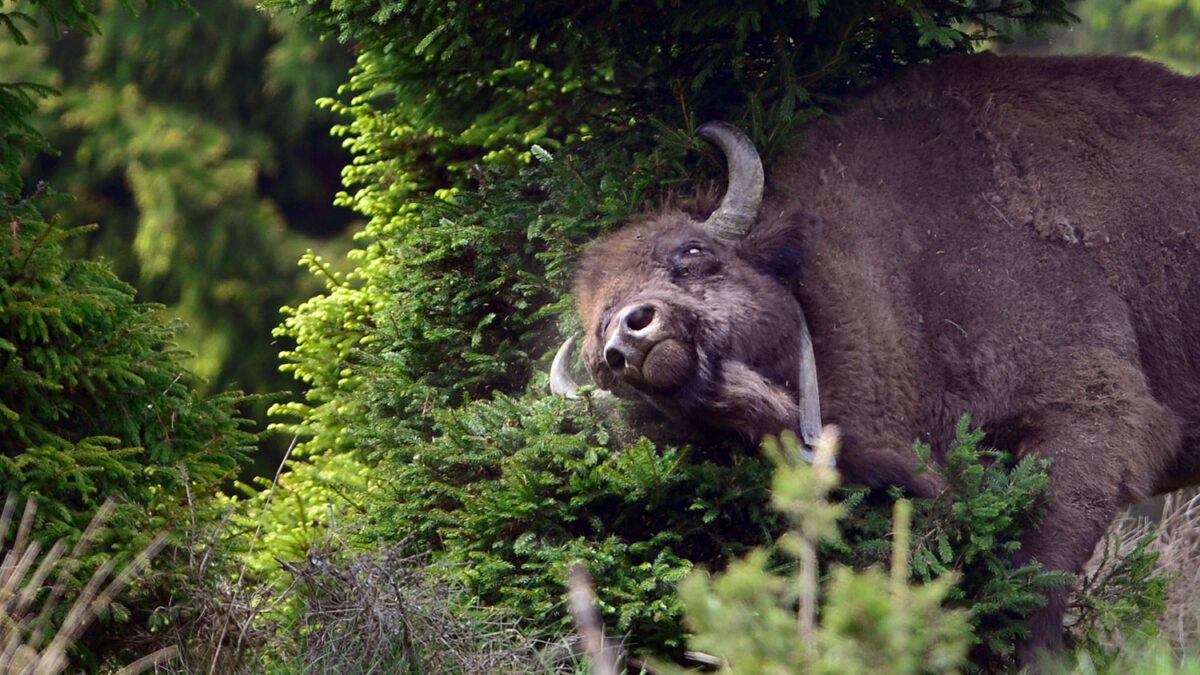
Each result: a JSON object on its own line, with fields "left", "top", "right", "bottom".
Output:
{"left": 551, "top": 52, "right": 1200, "bottom": 661}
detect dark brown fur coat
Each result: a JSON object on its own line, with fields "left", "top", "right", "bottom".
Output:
{"left": 766, "top": 52, "right": 1200, "bottom": 654}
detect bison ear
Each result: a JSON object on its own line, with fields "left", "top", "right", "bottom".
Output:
{"left": 737, "top": 209, "right": 821, "bottom": 282}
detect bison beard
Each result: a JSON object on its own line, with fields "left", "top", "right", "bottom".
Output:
{"left": 554, "top": 51, "right": 1200, "bottom": 666}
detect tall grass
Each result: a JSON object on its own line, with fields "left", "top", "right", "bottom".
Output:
{"left": 0, "top": 494, "right": 172, "bottom": 674}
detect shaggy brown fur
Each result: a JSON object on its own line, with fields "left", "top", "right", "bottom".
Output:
{"left": 572, "top": 52, "right": 1200, "bottom": 662}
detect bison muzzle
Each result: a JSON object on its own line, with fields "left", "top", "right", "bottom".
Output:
{"left": 552, "top": 52, "right": 1200, "bottom": 662}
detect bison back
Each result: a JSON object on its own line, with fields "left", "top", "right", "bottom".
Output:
{"left": 772, "top": 52, "right": 1200, "bottom": 485}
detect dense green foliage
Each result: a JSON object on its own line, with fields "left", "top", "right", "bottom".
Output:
{"left": 271, "top": 0, "right": 1075, "bottom": 185}
{"left": 270, "top": 128, "right": 702, "bottom": 461}
{"left": 826, "top": 419, "right": 1162, "bottom": 669}
{"left": 361, "top": 391, "right": 1098, "bottom": 663}
{"left": 655, "top": 432, "right": 1169, "bottom": 675}
{"left": 851, "top": 420, "right": 1073, "bottom": 662}
{"left": 362, "top": 392, "right": 778, "bottom": 652}
{"left": 1, "top": 0, "right": 253, "bottom": 536}
{"left": 0, "top": 214, "right": 252, "bottom": 539}
{"left": 661, "top": 433, "right": 973, "bottom": 674}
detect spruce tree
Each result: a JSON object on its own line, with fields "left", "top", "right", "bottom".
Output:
{"left": 0, "top": 1, "right": 254, "bottom": 664}
{"left": 0, "top": 1, "right": 359, "bottom": 475}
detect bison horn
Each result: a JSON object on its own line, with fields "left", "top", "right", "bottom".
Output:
{"left": 550, "top": 334, "right": 581, "bottom": 398}
{"left": 696, "top": 121, "right": 764, "bottom": 240}
{"left": 551, "top": 334, "right": 615, "bottom": 400}
{"left": 797, "top": 314, "right": 823, "bottom": 451}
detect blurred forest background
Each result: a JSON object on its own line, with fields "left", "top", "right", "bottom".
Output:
{"left": 2, "top": 0, "right": 1199, "bottom": 672}
{"left": 4, "top": 0, "right": 358, "bottom": 474}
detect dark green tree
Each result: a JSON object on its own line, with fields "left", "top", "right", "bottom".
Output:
{"left": 0, "top": 1, "right": 255, "bottom": 666}
{"left": 2, "top": 0, "right": 358, "bottom": 474}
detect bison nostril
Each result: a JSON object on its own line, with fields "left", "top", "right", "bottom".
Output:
{"left": 624, "top": 304, "right": 656, "bottom": 332}
{"left": 605, "top": 347, "right": 626, "bottom": 371}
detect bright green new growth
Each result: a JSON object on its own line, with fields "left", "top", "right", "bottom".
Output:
{"left": 662, "top": 430, "right": 971, "bottom": 675}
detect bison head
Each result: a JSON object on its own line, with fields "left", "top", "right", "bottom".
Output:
{"left": 553, "top": 122, "right": 823, "bottom": 452}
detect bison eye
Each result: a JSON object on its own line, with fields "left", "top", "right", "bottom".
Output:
{"left": 670, "top": 243, "right": 721, "bottom": 278}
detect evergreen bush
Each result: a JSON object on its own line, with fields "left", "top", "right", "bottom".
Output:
{"left": 648, "top": 431, "right": 1170, "bottom": 674}
{"left": 360, "top": 391, "right": 779, "bottom": 654}
{"left": 655, "top": 430, "right": 973, "bottom": 675}
{"left": 269, "top": 0, "right": 1075, "bottom": 185}
{"left": 1, "top": 3, "right": 254, "bottom": 533}
{"left": 1, "top": 210, "right": 254, "bottom": 529}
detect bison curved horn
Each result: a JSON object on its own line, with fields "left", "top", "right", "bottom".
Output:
{"left": 550, "top": 334, "right": 581, "bottom": 398}
{"left": 797, "top": 313, "right": 823, "bottom": 451}
{"left": 696, "top": 121, "right": 764, "bottom": 240}
{"left": 550, "top": 335, "right": 615, "bottom": 400}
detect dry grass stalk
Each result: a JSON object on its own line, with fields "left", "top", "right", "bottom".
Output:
{"left": 125, "top": 473, "right": 293, "bottom": 675}
{"left": 279, "top": 535, "right": 547, "bottom": 674}
{"left": 136, "top": 440, "right": 552, "bottom": 674}
{"left": 140, "top": 502, "right": 564, "bottom": 674}
{"left": 1079, "top": 487, "right": 1200, "bottom": 650}
{"left": 0, "top": 493, "right": 171, "bottom": 674}
{"left": 567, "top": 564, "right": 621, "bottom": 675}
{"left": 1139, "top": 489, "right": 1200, "bottom": 647}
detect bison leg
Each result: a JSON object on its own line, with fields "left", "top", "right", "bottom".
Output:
{"left": 1010, "top": 390, "right": 1178, "bottom": 667}
{"left": 1012, "top": 460, "right": 1119, "bottom": 666}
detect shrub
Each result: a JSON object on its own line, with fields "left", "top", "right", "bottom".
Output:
{"left": 359, "top": 391, "right": 780, "bottom": 656}
{"left": 1, "top": 0, "right": 253, "bottom": 541}
{"left": 0, "top": 207, "right": 258, "bottom": 669}
{"left": 829, "top": 417, "right": 1072, "bottom": 668}
{"left": 0, "top": 212, "right": 253, "bottom": 538}
{"left": 655, "top": 430, "right": 972, "bottom": 674}
{"left": 355, "top": 382, "right": 1170, "bottom": 666}
{"left": 641, "top": 430, "right": 1174, "bottom": 674}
